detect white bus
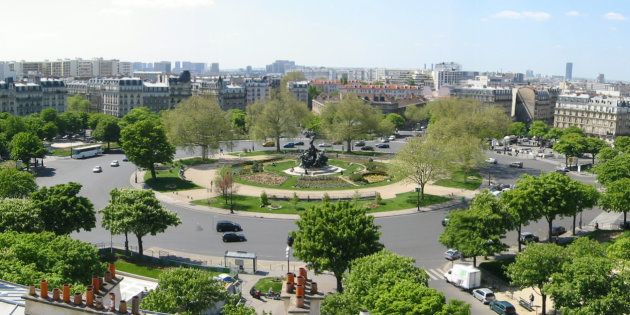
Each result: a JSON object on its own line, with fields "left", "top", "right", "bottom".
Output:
{"left": 71, "top": 145, "right": 103, "bottom": 159}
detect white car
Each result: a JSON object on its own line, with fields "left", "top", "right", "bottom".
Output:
{"left": 110, "top": 160, "right": 119, "bottom": 167}
{"left": 485, "top": 157, "right": 497, "bottom": 164}
{"left": 318, "top": 143, "right": 332, "bottom": 148}
{"left": 472, "top": 288, "right": 496, "bottom": 304}
{"left": 92, "top": 166, "right": 102, "bottom": 173}
{"left": 388, "top": 135, "right": 396, "bottom": 141}
{"left": 444, "top": 249, "right": 462, "bottom": 260}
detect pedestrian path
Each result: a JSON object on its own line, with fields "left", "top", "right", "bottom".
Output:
{"left": 425, "top": 267, "right": 447, "bottom": 281}
{"left": 589, "top": 211, "right": 623, "bottom": 230}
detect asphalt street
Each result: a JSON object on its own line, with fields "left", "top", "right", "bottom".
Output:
{"left": 35, "top": 140, "right": 602, "bottom": 314}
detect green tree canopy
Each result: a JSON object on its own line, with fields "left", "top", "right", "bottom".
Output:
{"left": 91, "top": 115, "right": 120, "bottom": 150}
{"left": 596, "top": 146, "right": 619, "bottom": 163}
{"left": 30, "top": 182, "right": 95, "bottom": 235}
{"left": 545, "top": 127, "right": 565, "bottom": 141}
{"left": 247, "top": 92, "right": 309, "bottom": 152}
{"left": 509, "top": 122, "right": 527, "bottom": 137}
{"left": 445, "top": 134, "right": 485, "bottom": 179}
{"left": 41, "top": 122, "right": 59, "bottom": 142}
{"left": 439, "top": 191, "right": 509, "bottom": 266}
{"left": 163, "top": 96, "right": 232, "bottom": 160}
{"left": 58, "top": 111, "right": 86, "bottom": 136}
{"left": 10, "top": 132, "right": 45, "bottom": 170}
{"left": 320, "top": 94, "right": 382, "bottom": 152}
{"left": 528, "top": 120, "right": 549, "bottom": 139}
{"left": 140, "top": 268, "right": 226, "bottom": 315}
{"left": 500, "top": 186, "right": 543, "bottom": 252}
{"left": 0, "top": 114, "right": 27, "bottom": 139}
{"left": 321, "top": 292, "right": 361, "bottom": 315}
{"left": 119, "top": 107, "right": 158, "bottom": 130}
{"left": 88, "top": 113, "right": 112, "bottom": 130}
{"left": 100, "top": 188, "right": 136, "bottom": 253}
{"left": 228, "top": 108, "right": 247, "bottom": 135}
{"left": 385, "top": 113, "right": 405, "bottom": 129}
{"left": 583, "top": 137, "right": 608, "bottom": 164}
{"left": 593, "top": 154, "right": 630, "bottom": 185}
{"left": 291, "top": 202, "right": 383, "bottom": 292}
{"left": 40, "top": 108, "right": 58, "bottom": 123}
{"left": 120, "top": 118, "right": 175, "bottom": 179}
{"left": 599, "top": 178, "right": 630, "bottom": 226}
{"left": 507, "top": 243, "right": 567, "bottom": 315}
{"left": 0, "top": 167, "right": 37, "bottom": 198}
{"left": 372, "top": 280, "right": 470, "bottom": 315}
{"left": 0, "top": 199, "right": 43, "bottom": 233}
{"left": 66, "top": 95, "right": 91, "bottom": 113}
{"left": 553, "top": 132, "right": 587, "bottom": 166}
{"left": 222, "top": 304, "right": 257, "bottom": 315}
{"left": 614, "top": 136, "right": 630, "bottom": 154}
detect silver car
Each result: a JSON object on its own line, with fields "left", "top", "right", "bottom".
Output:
{"left": 444, "top": 249, "right": 462, "bottom": 260}
{"left": 473, "top": 288, "right": 496, "bottom": 304}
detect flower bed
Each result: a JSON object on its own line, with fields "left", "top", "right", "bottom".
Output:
{"left": 362, "top": 172, "right": 389, "bottom": 183}
{"left": 295, "top": 176, "right": 352, "bottom": 189}
{"left": 242, "top": 172, "right": 287, "bottom": 186}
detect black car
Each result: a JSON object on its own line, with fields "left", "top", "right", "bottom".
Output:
{"left": 216, "top": 220, "right": 242, "bottom": 232}
{"left": 361, "top": 146, "right": 374, "bottom": 151}
{"left": 294, "top": 141, "right": 305, "bottom": 146}
{"left": 283, "top": 142, "right": 295, "bottom": 148}
{"left": 509, "top": 162, "right": 523, "bottom": 168}
{"left": 375, "top": 143, "right": 390, "bottom": 149}
{"left": 222, "top": 233, "right": 247, "bottom": 242}
{"left": 355, "top": 141, "right": 366, "bottom": 147}
{"left": 551, "top": 226, "right": 566, "bottom": 236}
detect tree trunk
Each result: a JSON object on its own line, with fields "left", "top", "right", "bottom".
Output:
{"left": 565, "top": 155, "right": 568, "bottom": 167}
{"left": 542, "top": 293, "right": 547, "bottom": 315}
{"left": 517, "top": 225, "right": 522, "bottom": 252}
{"left": 107, "top": 141, "right": 110, "bottom": 151}
{"left": 548, "top": 219, "right": 553, "bottom": 243}
{"left": 473, "top": 256, "right": 477, "bottom": 267}
{"left": 592, "top": 154, "right": 595, "bottom": 165}
{"left": 572, "top": 214, "right": 577, "bottom": 235}
{"left": 276, "top": 136, "right": 281, "bottom": 153}
{"left": 150, "top": 164, "right": 157, "bottom": 179}
{"left": 201, "top": 145, "right": 207, "bottom": 160}
{"left": 334, "top": 273, "right": 343, "bottom": 292}
{"left": 346, "top": 139, "right": 352, "bottom": 153}
{"left": 624, "top": 211, "right": 627, "bottom": 227}
{"left": 136, "top": 234, "right": 144, "bottom": 258}
{"left": 124, "top": 232, "right": 129, "bottom": 254}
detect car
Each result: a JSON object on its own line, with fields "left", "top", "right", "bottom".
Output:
{"left": 375, "top": 143, "right": 390, "bottom": 149}
{"left": 388, "top": 135, "right": 396, "bottom": 141}
{"left": 213, "top": 273, "right": 236, "bottom": 283}
{"left": 262, "top": 141, "right": 275, "bottom": 147}
{"left": 537, "top": 152, "right": 553, "bottom": 158}
{"left": 355, "top": 141, "right": 366, "bottom": 147}
{"left": 444, "top": 249, "right": 462, "bottom": 260}
{"left": 551, "top": 226, "right": 567, "bottom": 236}
{"left": 110, "top": 160, "right": 119, "bottom": 167}
{"left": 222, "top": 232, "right": 247, "bottom": 242}
{"left": 122, "top": 156, "right": 129, "bottom": 162}
{"left": 92, "top": 166, "right": 102, "bottom": 173}
{"left": 294, "top": 141, "right": 305, "bottom": 146}
{"left": 380, "top": 138, "right": 389, "bottom": 143}
{"left": 283, "top": 142, "right": 295, "bottom": 148}
{"left": 555, "top": 166, "right": 569, "bottom": 173}
{"left": 489, "top": 301, "right": 516, "bottom": 315}
{"left": 509, "top": 162, "right": 523, "bottom": 168}
{"left": 216, "top": 220, "right": 243, "bottom": 232}
{"left": 473, "top": 288, "right": 496, "bottom": 304}
{"left": 519, "top": 232, "right": 540, "bottom": 244}
{"left": 486, "top": 158, "right": 497, "bottom": 164}
{"left": 318, "top": 143, "right": 332, "bottom": 148}
{"left": 361, "top": 146, "right": 374, "bottom": 151}
{"left": 441, "top": 216, "right": 450, "bottom": 226}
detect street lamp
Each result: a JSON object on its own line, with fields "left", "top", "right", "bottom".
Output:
{"left": 286, "top": 236, "right": 294, "bottom": 272}
{"left": 415, "top": 187, "right": 421, "bottom": 211}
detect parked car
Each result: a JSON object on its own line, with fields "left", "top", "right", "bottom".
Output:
{"left": 441, "top": 216, "right": 450, "bottom": 226}
{"left": 375, "top": 143, "right": 390, "bottom": 149}
{"left": 283, "top": 142, "right": 295, "bottom": 148}
{"left": 262, "top": 141, "right": 275, "bottom": 147}
{"left": 318, "top": 143, "right": 332, "bottom": 148}
{"left": 122, "top": 156, "right": 129, "bottom": 162}
{"left": 294, "top": 141, "right": 305, "bottom": 146}
{"left": 380, "top": 138, "right": 390, "bottom": 143}
{"left": 216, "top": 220, "right": 243, "bottom": 232}
{"left": 509, "top": 162, "right": 523, "bottom": 168}
{"left": 519, "top": 232, "right": 540, "bottom": 244}
{"left": 551, "top": 226, "right": 567, "bottom": 236}
{"left": 361, "top": 146, "right": 374, "bottom": 151}
{"left": 355, "top": 141, "right": 366, "bottom": 147}
{"left": 489, "top": 301, "right": 516, "bottom": 315}
{"left": 444, "top": 249, "right": 462, "bottom": 260}
{"left": 92, "top": 166, "right": 102, "bottom": 173}
{"left": 485, "top": 157, "right": 497, "bottom": 164}
{"left": 222, "top": 232, "right": 247, "bottom": 242}
{"left": 388, "top": 135, "right": 396, "bottom": 141}
{"left": 472, "top": 288, "right": 496, "bottom": 304}
{"left": 555, "top": 166, "right": 569, "bottom": 173}
{"left": 110, "top": 160, "right": 119, "bottom": 167}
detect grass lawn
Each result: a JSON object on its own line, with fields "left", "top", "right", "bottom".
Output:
{"left": 228, "top": 150, "right": 285, "bottom": 157}
{"left": 584, "top": 229, "right": 629, "bottom": 244}
{"left": 115, "top": 257, "right": 165, "bottom": 279}
{"left": 434, "top": 170, "right": 482, "bottom": 190}
{"left": 144, "top": 168, "right": 200, "bottom": 192}
{"left": 193, "top": 191, "right": 450, "bottom": 215}
{"left": 325, "top": 150, "right": 389, "bottom": 157}
{"left": 254, "top": 277, "right": 283, "bottom": 293}
{"left": 176, "top": 157, "right": 217, "bottom": 167}
{"left": 50, "top": 148, "right": 72, "bottom": 156}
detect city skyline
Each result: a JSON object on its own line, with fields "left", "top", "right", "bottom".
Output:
{"left": 0, "top": 0, "right": 629, "bottom": 79}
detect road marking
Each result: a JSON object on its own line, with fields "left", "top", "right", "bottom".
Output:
{"left": 426, "top": 268, "right": 445, "bottom": 281}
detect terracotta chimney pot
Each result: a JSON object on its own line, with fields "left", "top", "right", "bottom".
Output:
{"left": 40, "top": 280, "right": 48, "bottom": 299}
{"left": 105, "top": 270, "right": 113, "bottom": 283}
{"left": 109, "top": 293, "right": 116, "bottom": 311}
{"left": 108, "top": 263, "right": 116, "bottom": 278}
{"left": 119, "top": 300, "right": 128, "bottom": 314}
{"left": 86, "top": 286, "right": 94, "bottom": 307}
{"left": 28, "top": 285, "right": 36, "bottom": 296}
{"left": 299, "top": 267, "right": 307, "bottom": 280}
{"left": 286, "top": 272, "right": 295, "bottom": 284}
{"left": 131, "top": 296, "right": 140, "bottom": 315}
{"left": 62, "top": 284, "right": 70, "bottom": 303}
{"left": 296, "top": 296, "right": 305, "bottom": 308}
{"left": 311, "top": 282, "right": 318, "bottom": 295}
{"left": 52, "top": 288, "right": 60, "bottom": 301}
{"left": 74, "top": 292, "right": 82, "bottom": 306}
{"left": 91, "top": 276, "right": 99, "bottom": 292}
{"left": 296, "top": 284, "right": 305, "bottom": 297}
{"left": 285, "top": 281, "right": 294, "bottom": 293}
{"left": 297, "top": 275, "right": 305, "bottom": 286}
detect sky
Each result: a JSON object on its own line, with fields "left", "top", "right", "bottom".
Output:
{"left": 0, "top": 0, "right": 629, "bottom": 80}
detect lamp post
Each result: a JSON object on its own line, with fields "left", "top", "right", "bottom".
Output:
{"left": 415, "top": 187, "right": 421, "bottom": 211}
{"left": 286, "top": 236, "right": 294, "bottom": 272}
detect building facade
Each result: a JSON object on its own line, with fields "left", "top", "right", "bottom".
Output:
{"left": 287, "top": 81, "right": 310, "bottom": 106}
{"left": 244, "top": 78, "right": 271, "bottom": 105}
{"left": 450, "top": 87, "right": 512, "bottom": 115}
{"left": 511, "top": 87, "right": 555, "bottom": 125}
{"left": 565, "top": 62, "right": 573, "bottom": 81}
{"left": 0, "top": 78, "right": 67, "bottom": 116}
{"left": 554, "top": 94, "right": 630, "bottom": 138}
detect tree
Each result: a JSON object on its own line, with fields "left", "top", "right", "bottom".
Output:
{"left": 58, "top": 111, "right": 85, "bottom": 136}
{"left": 528, "top": 120, "right": 549, "bottom": 143}
{"left": 0, "top": 114, "right": 26, "bottom": 139}
{"left": 569, "top": 182, "right": 599, "bottom": 235}
{"left": 10, "top": 132, "right": 45, "bottom": 170}
{"left": 305, "top": 114, "right": 322, "bottom": 134}
{"left": 222, "top": 304, "right": 257, "bottom": 315}
{"left": 101, "top": 188, "right": 136, "bottom": 253}
{"left": 247, "top": 92, "right": 309, "bottom": 152}
{"left": 40, "top": 108, "right": 58, "bottom": 123}
{"left": 280, "top": 71, "right": 306, "bottom": 92}
{"left": 106, "top": 189, "right": 180, "bottom": 256}
{"left": 0, "top": 167, "right": 37, "bottom": 198}
{"left": 320, "top": 94, "right": 382, "bottom": 152}
{"left": 507, "top": 243, "right": 567, "bottom": 315}
{"left": 599, "top": 178, "right": 630, "bottom": 227}
{"left": 439, "top": 191, "right": 509, "bottom": 266}
{"left": 163, "top": 96, "right": 232, "bottom": 160}
{"left": 41, "top": 122, "right": 59, "bottom": 142}
{"left": 308, "top": 85, "right": 321, "bottom": 99}
{"left": 509, "top": 122, "right": 527, "bottom": 137}
{"left": 545, "top": 127, "right": 565, "bottom": 142}
{"left": 321, "top": 293, "right": 361, "bottom": 315}
{"left": 66, "top": 95, "right": 91, "bottom": 113}
{"left": 88, "top": 113, "right": 111, "bottom": 130}
{"left": 593, "top": 154, "right": 630, "bottom": 185}
{"left": 23, "top": 115, "right": 45, "bottom": 139}
{"left": 291, "top": 202, "right": 383, "bottom": 292}
{"left": 30, "top": 182, "right": 95, "bottom": 235}
{"left": 228, "top": 108, "right": 247, "bottom": 135}
{"left": 614, "top": 136, "right": 630, "bottom": 154}
{"left": 564, "top": 126, "right": 585, "bottom": 136}
{"left": 120, "top": 119, "right": 175, "bottom": 179}
{"left": 501, "top": 187, "right": 541, "bottom": 252}
{"left": 91, "top": 116, "right": 120, "bottom": 150}
{"left": 118, "top": 107, "right": 158, "bottom": 130}
{"left": 584, "top": 137, "right": 607, "bottom": 165}
{"left": 596, "top": 146, "right": 619, "bottom": 163}
{"left": 391, "top": 137, "right": 450, "bottom": 207}
{"left": 372, "top": 280, "right": 470, "bottom": 315}
{"left": 553, "top": 133, "right": 587, "bottom": 166}
{"left": 404, "top": 104, "right": 426, "bottom": 123}
{"left": 214, "top": 166, "right": 237, "bottom": 213}
{"left": 445, "top": 134, "right": 485, "bottom": 181}
{"left": 0, "top": 199, "right": 43, "bottom": 233}
{"left": 385, "top": 113, "right": 405, "bottom": 129}
{"left": 141, "top": 268, "right": 226, "bottom": 315}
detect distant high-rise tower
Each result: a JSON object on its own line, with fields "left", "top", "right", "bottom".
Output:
{"left": 565, "top": 62, "right": 573, "bottom": 81}
{"left": 525, "top": 70, "right": 534, "bottom": 78}
{"left": 596, "top": 73, "right": 605, "bottom": 84}
{"left": 210, "top": 63, "right": 220, "bottom": 75}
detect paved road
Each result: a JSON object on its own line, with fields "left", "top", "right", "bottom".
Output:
{"left": 36, "top": 143, "right": 601, "bottom": 314}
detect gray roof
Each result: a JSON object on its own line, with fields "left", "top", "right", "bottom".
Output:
{"left": 0, "top": 280, "right": 26, "bottom": 315}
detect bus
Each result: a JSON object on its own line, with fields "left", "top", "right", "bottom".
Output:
{"left": 71, "top": 145, "right": 103, "bottom": 159}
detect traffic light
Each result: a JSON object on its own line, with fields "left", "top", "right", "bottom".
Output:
{"left": 287, "top": 235, "right": 294, "bottom": 247}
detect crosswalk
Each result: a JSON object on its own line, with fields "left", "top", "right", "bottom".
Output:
{"left": 425, "top": 268, "right": 447, "bottom": 281}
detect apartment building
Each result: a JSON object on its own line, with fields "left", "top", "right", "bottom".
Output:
{"left": 450, "top": 87, "right": 513, "bottom": 115}
{"left": 102, "top": 78, "right": 144, "bottom": 117}
{"left": 0, "top": 78, "right": 67, "bottom": 116}
{"left": 244, "top": 78, "right": 271, "bottom": 105}
{"left": 287, "top": 81, "right": 310, "bottom": 106}
{"left": 511, "top": 87, "right": 557, "bottom": 125}
{"left": 554, "top": 94, "right": 630, "bottom": 138}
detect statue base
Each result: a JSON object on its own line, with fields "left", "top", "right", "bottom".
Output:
{"left": 283, "top": 165, "right": 345, "bottom": 177}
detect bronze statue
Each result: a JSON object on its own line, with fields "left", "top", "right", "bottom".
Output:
{"left": 299, "top": 132, "right": 328, "bottom": 169}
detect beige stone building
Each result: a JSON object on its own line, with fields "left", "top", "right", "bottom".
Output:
{"left": 554, "top": 94, "right": 630, "bottom": 138}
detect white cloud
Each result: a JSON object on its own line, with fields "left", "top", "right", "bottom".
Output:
{"left": 565, "top": 11, "right": 581, "bottom": 17}
{"left": 110, "top": 0, "right": 215, "bottom": 9}
{"left": 99, "top": 8, "right": 131, "bottom": 16}
{"left": 492, "top": 10, "right": 551, "bottom": 21}
{"left": 604, "top": 12, "right": 626, "bottom": 21}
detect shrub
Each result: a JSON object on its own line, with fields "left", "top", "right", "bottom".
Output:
{"left": 352, "top": 191, "right": 361, "bottom": 203}
{"left": 374, "top": 192, "right": 383, "bottom": 205}
{"left": 252, "top": 161, "right": 263, "bottom": 173}
{"left": 292, "top": 192, "right": 300, "bottom": 207}
{"left": 260, "top": 191, "right": 269, "bottom": 207}
{"left": 322, "top": 193, "right": 331, "bottom": 203}
{"left": 349, "top": 172, "right": 364, "bottom": 182}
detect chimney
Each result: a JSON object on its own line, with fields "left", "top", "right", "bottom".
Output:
{"left": 86, "top": 286, "right": 94, "bottom": 307}
{"left": 296, "top": 284, "right": 305, "bottom": 308}
{"left": 297, "top": 276, "right": 305, "bottom": 287}
{"left": 131, "top": 296, "right": 140, "bottom": 315}
{"left": 105, "top": 270, "right": 113, "bottom": 283}
{"left": 52, "top": 288, "right": 60, "bottom": 301}
{"left": 119, "top": 300, "right": 128, "bottom": 314}
{"left": 40, "top": 280, "right": 48, "bottom": 299}
{"left": 108, "top": 263, "right": 116, "bottom": 278}
{"left": 109, "top": 293, "right": 116, "bottom": 312}
{"left": 299, "top": 267, "right": 307, "bottom": 281}
{"left": 29, "top": 285, "right": 36, "bottom": 296}
{"left": 63, "top": 284, "right": 70, "bottom": 303}
{"left": 73, "top": 292, "right": 82, "bottom": 306}
{"left": 311, "top": 282, "right": 318, "bottom": 295}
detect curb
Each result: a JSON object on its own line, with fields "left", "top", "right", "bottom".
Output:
{"left": 116, "top": 270, "right": 158, "bottom": 282}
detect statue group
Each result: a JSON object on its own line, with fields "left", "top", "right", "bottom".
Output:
{"left": 298, "top": 132, "right": 328, "bottom": 169}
